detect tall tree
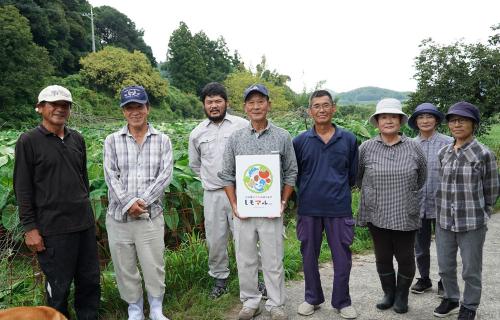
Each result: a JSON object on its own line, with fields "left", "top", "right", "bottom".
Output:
{"left": 408, "top": 25, "right": 500, "bottom": 132}
{"left": 163, "top": 22, "right": 240, "bottom": 94}
{"left": 94, "top": 5, "right": 156, "bottom": 66}
{"left": 1, "top": 0, "right": 91, "bottom": 75}
{"left": 163, "top": 22, "right": 206, "bottom": 94}
{"left": 0, "top": 5, "right": 53, "bottom": 127}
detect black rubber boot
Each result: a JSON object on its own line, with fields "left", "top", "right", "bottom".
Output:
{"left": 393, "top": 273, "right": 413, "bottom": 313}
{"left": 376, "top": 272, "right": 396, "bottom": 310}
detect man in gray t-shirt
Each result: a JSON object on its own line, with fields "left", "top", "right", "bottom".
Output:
{"left": 219, "top": 84, "right": 297, "bottom": 320}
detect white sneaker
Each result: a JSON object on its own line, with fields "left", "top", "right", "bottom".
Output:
{"left": 297, "top": 301, "right": 320, "bottom": 316}
{"left": 338, "top": 305, "right": 357, "bottom": 319}
{"left": 128, "top": 297, "right": 145, "bottom": 320}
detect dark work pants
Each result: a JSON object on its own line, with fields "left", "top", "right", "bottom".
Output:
{"left": 368, "top": 223, "right": 416, "bottom": 278}
{"left": 297, "top": 215, "right": 355, "bottom": 309}
{"left": 37, "top": 226, "right": 101, "bottom": 320}
{"left": 414, "top": 218, "right": 435, "bottom": 279}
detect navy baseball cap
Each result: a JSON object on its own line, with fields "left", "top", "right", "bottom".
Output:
{"left": 446, "top": 101, "right": 480, "bottom": 124}
{"left": 120, "top": 85, "right": 149, "bottom": 108}
{"left": 243, "top": 84, "right": 269, "bottom": 101}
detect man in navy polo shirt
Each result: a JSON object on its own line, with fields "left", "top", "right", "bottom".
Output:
{"left": 293, "top": 90, "right": 358, "bottom": 319}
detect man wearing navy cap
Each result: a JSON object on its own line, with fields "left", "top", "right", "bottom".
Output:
{"left": 408, "top": 103, "right": 453, "bottom": 296}
{"left": 104, "top": 85, "right": 173, "bottom": 320}
{"left": 219, "top": 84, "right": 298, "bottom": 320}
{"left": 433, "top": 102, "right": 499, "bottom": 319}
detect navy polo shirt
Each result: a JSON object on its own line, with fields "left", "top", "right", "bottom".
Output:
{"left": 293, "top": 124, "right": 358, "bottom": 217}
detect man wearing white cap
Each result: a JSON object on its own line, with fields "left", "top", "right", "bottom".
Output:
{"left": 14, "top": 85, "right": 101, "bottom": 319}
{"left": 356, "top": 98, "right": 427, "bottom": 314}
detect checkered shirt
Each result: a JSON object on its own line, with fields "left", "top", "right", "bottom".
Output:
{"left": 356, "top": 134, "right": 427, "bottom": 231}
{"left": 436, "top": 139, "right": 499, "bottom": 232}
{"left": 104, "top": 125, "right": 173, "bottom": 222}
{"left": 414, "top": 132, "right": 453, "bottom": 219}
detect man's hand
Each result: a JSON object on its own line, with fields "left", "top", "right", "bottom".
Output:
{"left": 232, "top": 203, "right": 246, "bottom": 220}
{"left": 128, "top": 199, "right": 147, "bottom": 217}
{"left": 25, "top": 229, "right": 45, "bottom": 252}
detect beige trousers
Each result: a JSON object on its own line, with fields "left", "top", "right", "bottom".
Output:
{"left": 234, "top": 216, "right": 285, "bottom": 310}
{"left": 106, "top": 214, "right": 166, "bottom": 303}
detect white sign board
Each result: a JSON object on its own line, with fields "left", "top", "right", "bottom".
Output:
{"left": 235, "top": 154, "right": 281, "bottom": 218}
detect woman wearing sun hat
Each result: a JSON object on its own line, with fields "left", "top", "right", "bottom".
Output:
{"left": 356, "top": 98, "right": 427, "bottom": 314}
{"left": 407, "top": 103, "right": 453, "bottom": 297}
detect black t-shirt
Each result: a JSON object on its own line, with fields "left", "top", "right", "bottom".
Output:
{"left": 14, "top": 125, "right": 94, "bottom": 236}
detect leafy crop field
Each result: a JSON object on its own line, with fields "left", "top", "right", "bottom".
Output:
{"left": 0, "top": 115, "right": 497, "bottom": 318}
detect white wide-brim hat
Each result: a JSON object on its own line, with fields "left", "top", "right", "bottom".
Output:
{"left": 369, "top": 98, "right": 408, "bottom": 127}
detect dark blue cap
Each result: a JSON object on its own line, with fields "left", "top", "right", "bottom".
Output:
{"left": 243, "top": 84, "right": 269, "bottom": 101}
{"left": 446, "top": 101, "right": 480, "bottom": 123}
{"left": 408, "top": 102, "right": 445, "bottom": 130}
{"left": 120, "top": 85, "right": 149, "bottom": 108}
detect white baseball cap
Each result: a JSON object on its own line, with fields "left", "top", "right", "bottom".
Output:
{"left": 369, "top": 98, "right": 408, "bottom": 126}
{"left": 38, "top": 85, "right": 73, "bottom": 103}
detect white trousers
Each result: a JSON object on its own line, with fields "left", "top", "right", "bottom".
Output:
{"left": 106, "top": 214, "right": 166, "bottom": 303}
{"left": 234, "top": 216, "right": 285, "bottom": 310}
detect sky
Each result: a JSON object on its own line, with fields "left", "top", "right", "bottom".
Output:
{"left": 88, "top": 0, "right": 499, "bottom": 93}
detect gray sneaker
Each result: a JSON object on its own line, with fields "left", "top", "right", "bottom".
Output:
{"left": 270, "top": 306, "right": 288, "bottom": 320}
{"left": 238, "top": 305, "right": 262, "bottom": 320}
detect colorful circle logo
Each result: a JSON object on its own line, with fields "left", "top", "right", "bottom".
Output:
{"left": 243, "top": 164, "right": 273, "bottom": 193}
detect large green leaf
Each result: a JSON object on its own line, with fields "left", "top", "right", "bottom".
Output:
{"left": 1, "top": 204, "right": 19, "bottom": 231}
{"left": 0, "top": 156, "right": 8, "bottom": 168}
{"left": 0, "top": 184, "right": 10, "bottom": 210}
{"left": 164, "top": 208, "right": 179, "bottom": 231}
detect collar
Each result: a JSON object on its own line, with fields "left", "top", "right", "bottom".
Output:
{"left": 306, "top": 123, "right": 343, "bottom": 142}
{"left": 416, "top": 131, "right": 439, "bottom": 142}
{"left": 38, "top": 124, "right": 70, "bottom": 137}
{"left": 375, "top": 133, "right": 407, "bottom": 145}
{"left": 204, "top": 113, "right": 234, "bottom": 127}
{"left": 119, "top": 123, "right": 158, "bottom": 136}
{"left": 247, "top": 120, "right": 272, "bottom": 133}
{"left": 446, "top": 138, "right": 476, "bottom": 153}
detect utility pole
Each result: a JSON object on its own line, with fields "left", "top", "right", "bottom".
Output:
{"left": 83, "top": 5, "right": 96, "bottom": 52}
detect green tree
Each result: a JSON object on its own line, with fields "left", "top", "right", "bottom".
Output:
{"left": 163, "top": 22, "right": 240, "bottom": 94}
{"left": 0, "top": 5, "right": 53, "bottom": 128}
{"left": 163, "top": 22, "right": 206, "bottom": 94}
{"left": 224, "top": 70, "right": 293, "bottom": 112}
{"left": 94, "top": 5, "right": 156, "bottom": 66}
{"left": 408, "top": 25, "right": 500, "bottom": 133}
{"left": 2, "top": 0, "right": 91, "bottom": 75}
{"left": 79, "top": 46, "right": 167, "bottom": 103}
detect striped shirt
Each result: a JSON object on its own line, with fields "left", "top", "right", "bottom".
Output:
{"left": 188, "top": 114, "right": 248, "bottom": 190}
{"left": 218, "top": 122, "right": 297, "bottom": 188}
{"left": 414, "top": 132, "right": 453, "bottom": 219}
{"left": 436, "top": 139, "right": 499, "bottom": 232}
{"left": 356, "top": 134, "right": 427, "bottom": 231}
{"left": 104, "top": 125, "right": 173, "bottom": 222}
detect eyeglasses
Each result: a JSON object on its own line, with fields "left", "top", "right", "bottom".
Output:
{"left": 310, "top": 103, "right": 334, "bottom": 111}
{"left": 448, "top": 118, "right": 471, "bottom": 125}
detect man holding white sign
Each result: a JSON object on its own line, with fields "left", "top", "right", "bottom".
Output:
{"left": 218, "top": 84, "right": 297, "bottom": 320}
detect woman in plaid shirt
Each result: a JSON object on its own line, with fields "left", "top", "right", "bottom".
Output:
{"left": 433, "top": 102, "right": 499, "bottom": 320}
{"left": 356, "top": 98, "right": 427, "bottom": 314}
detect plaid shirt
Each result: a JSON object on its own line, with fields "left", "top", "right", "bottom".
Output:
{"left": 104, "top": 125, "right": 173, "bottom": 222}
{"left": 414, "top": 132, "right": 453, "bottom": 219}
{"left": 436, "top": 139, "right": 499, "bottom": 232}
{"left": 356, "top": 134, "right": 427, "bottom": 231}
